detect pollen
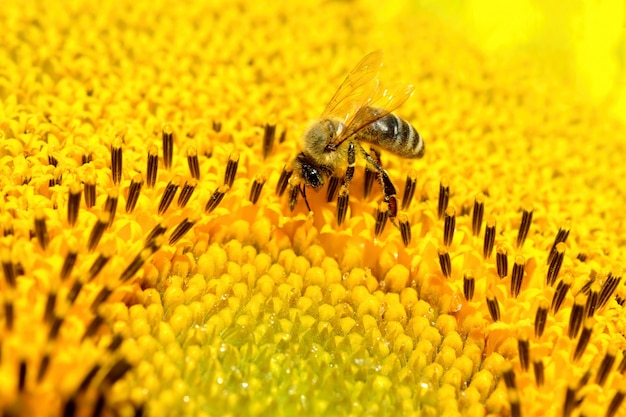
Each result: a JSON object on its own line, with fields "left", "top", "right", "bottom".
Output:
{"left": 1, "top": 0, "right": 626, "bottom": 416}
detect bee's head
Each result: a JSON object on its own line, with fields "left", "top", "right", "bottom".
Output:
{"left": 294, "top": 152, "right": 331, "bottom": 191}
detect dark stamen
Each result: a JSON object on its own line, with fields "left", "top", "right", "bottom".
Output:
{"left": 81, "top": 315, "right": 104, "bottom": 341}
{"left": 463, "top": 271, "right": 475, "bottom": 301}
{"left": 205, "top": 185, "right": 229, "bottom": 213}
{"left": 443, "top": 206, "right": 455, "bottom": 247}
{"left": 533, "top": 359, "right": 544, "bottom": 386}
{"left": 146, "top": 145, "right": 159, "bottom": 188}
{"left": 126, "top": 175, "right": 143, "bottom": 214}
{"left": 67, "top": 183, "right": 82, "bottom": 227}
{"left": 551, "top": 275, "right": 572, "bottom": 314}
{"left": 187, "top": 147, "right": 200, "bottom": 180}
{"left": 486, "top": 293, "right": 500, "bottom": 321}
{"left": 157, "top": 177, "right": 179, "bottom": 215}
{"left": 606, "top": 388, "right": 626, "bottom": 417}
{"left": 535, "top": 300, "right": 548, "bottom": 338}
{"left": 401, "top": 171, "right": 417, "bottom": 210}
{"left": 496, "top": 246, "right": 508, "bottom": 279}
{"left": 326, "top": 175, "right": 342, "bottom": 202}
{"left": 2, "top": 251, "right": 16, "bottom": 287}
{"left": 120, "top": 248, "right": 153, "bottom": 282}
{"left": 169, "top": 218, "right": 197, "bottom": 246}
{"left": 483, "top": 217, "right": 496, "bottom": 259}
{"left": 249, "top": 175, "right": 266, "bottom": 204}
{"left": 263, "top": 123, "right": 276, "bottom": 159}
{"left": 336, "top": 187, "right": 349, "bottom": 226}
{"left": 364, "top": 166, "right": 377, "bottom": 199}
{"left": 111, "top": 141, "right": 122, "bottom": 185}
{"left": 472, "top": 193, "right": 484, "bottom": 237}
{"left": 518, "top": 336, "right": 529, "bottom": 371}
{"left": 598, "top": 273, "right": 621, "bottom": 310}
{"left": 399, "top": 214, "right": 411, "bottom": 247}
{"left": 224, "top": 152, "right": 239, "bottom": 188}
{"left": 84, "top": 176, "right": 96, "bottom": 208}
{"left": 546, "top": 242, "right": 566, "bottom": 286}
{"left": 374, "top": 203, "right": 388, "bottom": 236}
{"left": 88, "top": 252, "right": 111, "bottom": 282}
{"left": 547, "top": 222, "right": 570, "bottom": 265}
{"left": 596, "top": 346, "right": 617, "bottom": 386}
{"left": 88, "top": 213, "right": 110, "bottom": 252}
{"left": 162, "top": 124, "right": 174, "bottom": 170}
{"left": 584, "top": 282, "right": 600, "bottom": 318}
{"left": 44, "top": 291, "right": 57, "bottom": 323}
{"left": 437, "top": 178, "right": 449, "bottom": 220}
{"left": 568, "top": 294, "right": 585, "bottom": 339}
{"left": 438, "top": 247, "right": 452, "bottom": 279}
{"left": 34, "top": 209, "right": 50, "bottom": 251}
{"left": 573, "top": 319, "right": 593, "bottom": 361}
{"left": 37, "top": 352, "right": 50, "bottom": 382}
{"left": 276, "top": 166, "right": 292, "bottom": 197}
{"left": 103, "top": 190, "right": 118, "bottom": 228}
{"left": 177, "top": 179, "right": 197, "bottom": 208}
{"left": 144, "top": 222, "right": 167, "bottom": 248}
{"left": 511, "top": 255, "right": 525, "bottom": 298}
{"left": 516, "top": 204, "right": 533, "bottom": 249}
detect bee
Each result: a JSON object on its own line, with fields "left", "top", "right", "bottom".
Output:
{"left": 288, "top": 50, "right": 424, "bottom": 224}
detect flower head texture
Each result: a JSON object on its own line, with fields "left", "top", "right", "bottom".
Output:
{"left": 1, "top": 1, "right": 626, "bottom": 417}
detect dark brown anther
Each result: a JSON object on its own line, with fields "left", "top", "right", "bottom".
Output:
{"left": 584, "top": 282, "right": 600, "bottom": 318}
{"left": 103, "top": 189, "right": 119, "bottom": 227}
{"left": 336, "top": 188, "right": 349, "bottom": 226}
{"left": 177, "top": 179, "right": 197, "bottom": 208}
{"left": 568, "top": 294, "right": 585, "bottom": 339}
{"left": 249, "top": 175, "right": 266, "bottom": 204}
{"left": 437, "top": 178, "right": 449, "bottom": 220}
{"left": 157, "top": 177, "right": 179, "bottom": 215}
{"left": 502, "top": 364, "right": 516, "bottom": 389}
{"left": 144, "top": 223, "right": 167, "bottom": 248}
{"left": 548, "top": 222, "right": 570, "bottom": 265}
{"left": 18, "top": 359, "right": 27, "bottom": 392}
{"left": 443, "top": 206, "right": 456, "bottom": 247}
{"left": 399, "top": 214, "right": 411, "bottom": 247}
{"left": 126, "top": 175, "right": 143, "bottom": 214}
{"left": 108, "top": 334, "right": 123, "bottom": 352}
{"left": 48, "top": 155, "right": 58, "bottom": 167}
{"left": 551, "top": 275, "right": 572, "bottom": 313}
{"left": 509, "top": 389, "right": 521, "bottom": 417}
{"left": 496, "top": 246, "right": 508, "bottom": 279}
{"left": 288, "top": 185, "right": 299, "bottom": 212}
{"left": 573, "top": 319, "right": 593, "bottom": 361}
{"left": 326, "top": 175, "right": 342, "bottom": 202}
{"left": 486, "top": 293, "right": 501, "bottom": 321}
{"left": 606, "top": 388, "right": 626, "bottom": 417}
{"left": 48, "top": 315, "right": 64, "bottom": 341}
{"left": 101, "top": 358, "right": 132, "bottom": 388}
{"left": 162, "top": 124, "right": 174, "bottom": 170}
{"left": 518, "top": 336, "right": 529, "bottom": 371}
{"left": 82, "top": 153, "right": 93, "bottom": 164}
{"left": 511, "top": 255, "right": 525, "bottom": 298}
{"left": 120, "top": 248, "right": 152, "bottom": 282}
{"left": 82, "top": 315, "right": 104, "bottom": 341}
{"left": 169, "top": 218, "right": 197, "bottom": 246}
{"left": 563, "top": 383, "right": 577, "bottom": 417}
{"left": 534, "top": 300, "right": 548, "bottom": 338}
{"left": 533, "top": 359, "right": 544, "bottom": 386}
{"left": 111, "top": 141, "right": 122, "bottom": 185}
{"left": 546, "top": 242, "right": 566, "bottom": 286}
{"left": 87, "top": 252, "right": 111, "bottom": 282}
{"left": 146, "top": 145, "right": 159, "bottom": 188}
{"left": 401, "top": 171, "right": 418, "bottom": 210}
{"left": 471, "top": 193, "right": 484, "bottom": 237}
{"left": 576, "top": 252, "right": 587, "bottom": 262}
{"left": 90, "top": 286, "right": 113, "bottom": 313}
{"left": 483, "top": 217, "right": 496, "bottom": 259}
{"left": 516, "top": 204, "right": 533, "bottom": 249}
{"left": 66, "top": 278, "right": 84, "bottom": 305}
{"left": 438, "top": 247, "right": 452, "bottom": 279}
{"left": 205, "top": 185, "right": 229, "bottom": 213}
{"left": 596, "top": 346, "right": 617, "bottom": 386}
{"left": 4, "top": 299, "right": 14, "bottom": 330}
{"left": 463, "top": 271, "right": 475, "bottom": 301}
{"left": 37, "top": 352, "right": 50, "bottom": 382}
{"left": 279, "top": 129, "right": 287, "bottom": 143}
{"left": 224, "top": 152, "right": 239, "bottom": 187}
{"left": 276, "top": 166, "right": 292, "bottom": 196}
{"left": 2, "top": 251, "right": 16, "bottom": 287}
{"left": 68, "top": 183, "right": 82, "bottom": 227}
{"left": 34, "top": 209, "right": 50, "bottom": 251}
{"left": 187, "top": 147, "right": 200, "bottom": 180}
{"left": 87, "top": 213, "right": 110, "bottom": 252}
{"left": 212, "top": 120, "right": 222, "bottom": 132}
{"left": 598, "top": 273, "right": 622, "bottom": 310}
{"left": 78, "top": 364, "right": 101, "bottom": 393}
{"left": 618, "top": 351, "right": 626, "bottom": 374}
{"left": 263, "top": 123, "right": 276, "bottom": 159}
{"left": 374, "top": 203, "right": 389, "bottom": 236}
{"left": 364, "top": 166, "right": 377, "bottom": 200}
{"left": 44, "top": 291, "right": 56, "bottom": 323}
{"left": 84, "top": 176, "right": 96, "bottom": 208}
{"left": 59, "top": 248, "right": 77, "bottom": 283}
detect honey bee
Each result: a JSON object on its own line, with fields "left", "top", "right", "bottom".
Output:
{"left": 288, "top": 50, "right": 424, "bottom": 223}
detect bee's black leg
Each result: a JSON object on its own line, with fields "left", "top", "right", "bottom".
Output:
{"left": 358, "top": 145, "right": 398, "bottom": 224}
{"left": 299, "top": 184, "right": 312, "bottom": 212}
{"left": 344, "top": 142, "right": 356, "bottom": 187}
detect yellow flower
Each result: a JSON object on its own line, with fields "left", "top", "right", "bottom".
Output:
{"left": 1, "top": 1, "right": 626, "bottom": 417}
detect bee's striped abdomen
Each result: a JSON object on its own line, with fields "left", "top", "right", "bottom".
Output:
{"left": 359, "top": 111, "right": 424, "bottom": 159}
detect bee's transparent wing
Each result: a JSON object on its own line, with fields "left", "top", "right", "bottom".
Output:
{"left": 332, "top": 83, "right": 415, "bottom": 148}
{"left": 321, "top": 50, "right": 384, "bottom": 121}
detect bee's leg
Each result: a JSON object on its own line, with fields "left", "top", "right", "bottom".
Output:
{"left": 299, "top": 184, "right": 312, "bottom": 212}
{"left": 358, "top": 145, "right": 398, "bottom": 225}
{"left": 344, "top": 142, "right": 356, "bottom": 188}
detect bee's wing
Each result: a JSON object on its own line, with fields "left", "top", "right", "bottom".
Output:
{"left": 321, "top": 50, "right": 384, "bottom": 121}
{"left": 332, "top": 83, "right": 415, "bottom": 147}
